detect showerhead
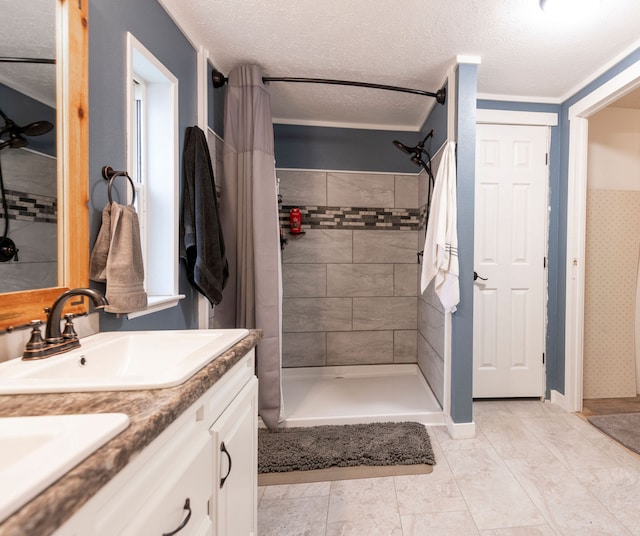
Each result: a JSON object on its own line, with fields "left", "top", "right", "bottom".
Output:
{"left": 392, "top": 129, "right": 434, "bottom": 158}
{"left": 0, "top": 107, "right": 54, "bottom": 150}
{"left": 392, "top": 139, "right": 417, "bottom": 155}
{"left": 21, "top": 120, "right": 54, "bottom": 137}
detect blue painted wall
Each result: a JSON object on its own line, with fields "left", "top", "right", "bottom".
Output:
{"left": 477, "top": 99, "right": 563, "bottom": 397}
{"left": 0, "top": 84, "right": 56, "bottom": 157}
{"left": 273, "top": 124, "right": 423, "bottom": 173}
{"left": 420, "top": 81, "right": 448, "bottom": 150}
{"left": 88, "top": 0, "right": 199, "bottom": 331}
{"left": 450, "top": 64, "right": 477, "bottom": 424}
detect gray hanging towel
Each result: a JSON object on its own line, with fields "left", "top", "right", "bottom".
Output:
{"left": 89, "top": 202, "right": 147, "bottom": 313}
{"left": 180, "top": 125, "right": 228, "bottom": 305}
{"left": 103, "top": 203, "right": 147, "bottom": 313}
{"left": 89, "top": 203, "right": 112, "bottom": 282}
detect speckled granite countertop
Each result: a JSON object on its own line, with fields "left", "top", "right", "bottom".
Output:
{"left": 0, "top": 329, "right": 262, "bottom": 536}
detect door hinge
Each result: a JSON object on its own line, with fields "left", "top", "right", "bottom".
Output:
{"left": 545, "top": 153, "right": 549, "bottom": 165}
{"left": 543, "top": 256, "right": 547, "bottom": 268}
{"left": 542, "top": 352, "right": 545, "bottom": 364}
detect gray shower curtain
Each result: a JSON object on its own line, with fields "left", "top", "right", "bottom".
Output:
{"left": 217, "top": 64, "right": 282, "bottom": 428}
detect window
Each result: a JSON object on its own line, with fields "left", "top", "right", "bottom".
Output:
{"left": 126, "top": 33, "right": 183, "bottom": 318}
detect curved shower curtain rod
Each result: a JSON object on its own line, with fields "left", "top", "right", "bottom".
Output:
{"left": 211, "top": 67, "right": 446, "bottom": 105}
{"left": 0, "top": 57, "right": 55, "bottom": 64}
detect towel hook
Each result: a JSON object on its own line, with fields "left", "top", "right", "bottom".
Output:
{"left": 101, "top": 166, "right": 136, "bottom": 205}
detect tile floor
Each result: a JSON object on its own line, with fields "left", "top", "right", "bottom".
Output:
{"left": 257, "top": 400, "right": 640, "bottom": 535}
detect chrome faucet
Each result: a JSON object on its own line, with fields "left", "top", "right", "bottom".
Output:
{"left": 23, "top": 288, "right": 108, "bottom": 360}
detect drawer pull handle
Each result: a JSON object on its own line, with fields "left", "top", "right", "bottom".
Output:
{"left": 220, "top": 441, "right": 233, "bottom": 488}
{"left": 162, "top": 498, "right": 191, "bottom": 536}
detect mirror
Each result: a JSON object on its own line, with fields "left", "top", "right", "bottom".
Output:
{"left": 0, "top": 1, "right": 57, "bottom": 288}
{"left": 0, "top": 0, "right": 89, "bottom": 330}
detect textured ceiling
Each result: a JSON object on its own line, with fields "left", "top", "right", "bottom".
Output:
{"left": 161, "top": 0, "right": 640, "bottom": 130}
{"left": 0, "top": 0, "right": 56, "bottom": 108}
{"left": 4, "top": 1, "right": 640, "bottom": 129}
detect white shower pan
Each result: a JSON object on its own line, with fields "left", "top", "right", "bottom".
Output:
{"left": 280, "top": 364, "right": 445, "bottom": 427}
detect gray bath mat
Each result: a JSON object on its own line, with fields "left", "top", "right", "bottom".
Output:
{"left": 258, "top": 421, "right": 435, "bottom": 477}
{"left": 588, "top": 412, "right": 640, "bottom": 455}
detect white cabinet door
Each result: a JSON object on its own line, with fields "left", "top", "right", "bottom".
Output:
{"left": 210, "top": 376, "right": 258, "bottom": 536}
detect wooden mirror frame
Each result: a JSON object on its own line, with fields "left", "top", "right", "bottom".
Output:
{"left": 0, "top": 1, "right": 89, "bottom": 331}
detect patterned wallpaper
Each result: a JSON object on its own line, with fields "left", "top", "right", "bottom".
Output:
{"left": 583, "top": 190, "right": 640, "bottom": 398}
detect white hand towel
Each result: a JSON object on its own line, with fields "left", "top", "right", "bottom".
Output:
{"left": 420, "top": 141, "right": 459, "bottom": 313}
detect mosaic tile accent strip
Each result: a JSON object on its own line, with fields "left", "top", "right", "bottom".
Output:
{"left": 279, "top": 205, "right": 421, "bottom": 231}
{"left": 1, "top": 189, "right": 57, "bottom": 223}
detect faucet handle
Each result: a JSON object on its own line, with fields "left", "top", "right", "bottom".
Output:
{"left": 62, "top": 314, "right": 78, "bottom": 340}
{"left": 25, "top": 321, "right": 46, "bottom": 350}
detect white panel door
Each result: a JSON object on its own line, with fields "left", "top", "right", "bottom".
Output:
{"left": 473, "top": 123, "right": 548, "bottom": 398}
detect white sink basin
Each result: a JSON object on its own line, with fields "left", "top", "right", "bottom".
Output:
{"left": 0, "top": 329, "right": 249, "bottom": 394}
{"left": 0, "top": 413, "right": 129, "bottom": 522}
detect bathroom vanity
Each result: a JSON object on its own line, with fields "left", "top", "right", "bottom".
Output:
{"left": 0, "top": 329, "right": 261, "bottom": 536}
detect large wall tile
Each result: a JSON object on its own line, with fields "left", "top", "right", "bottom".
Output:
{"left": 283, "top": 229, "right": 352, "bottom": 264}
{"left": 327, "top": 264, "right": 393, "bottom": 297}
{"left": 327, "top": 172, "right": 394, "bottom": 208}
{"left": 327, "top": 331, "right": 393, "bottom": 365}
{"left": 420, "top": 277, "right": 444, "bottom": 313}
{"left": 283, "top": 298, "right": 352, "bottom": 332}
{"left": 353, "top": 297, "right": 417, "bottom": 330}
{"left": 394, "top": 175, "right": 419, "bottom": 208}
{"left": 283, "top": 332, "right": 326, "bottom": 367}
{"left": 394, "top": 263, "right": 418, "bottom": 296}
{"left": 418, "top": 333, "right": 444, "bottom": 405}
{"left": 353, "top": 230, "right": 419, "bottom": 263}
{"left": 394, "top": 330, "right": 417, "bottom": 363}
{"left": 283, "top": 264, "right": 326, "bottom": 297}
{"left": 418, "top": 297, "right": 445, "bottom": 359}
{"left": 277, "top": 169, "right": 327, "bottom": 206}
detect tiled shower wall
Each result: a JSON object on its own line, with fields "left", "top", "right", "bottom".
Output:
{"left": 416, "top": 150, "right": 445, "bottom": 406}
{"left": 0, "top": 149, "right": 57, "bottom": 293}
{"left": 279, "top": 169, "right": 421, "bottom": 368}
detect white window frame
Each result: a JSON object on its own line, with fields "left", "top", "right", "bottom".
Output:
{"left": 126, "top": 32, "right": 184, "bottom": 318}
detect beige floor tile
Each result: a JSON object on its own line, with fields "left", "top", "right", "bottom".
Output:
{"left": 444, "top": 447, "right": 545, "bottom": 530}
{"left": 326, "top": 517, "right": 403, "bottom": 536}
{"left": 394, "top": 439, "right": 467, "bottom": 514}
{"left": 258, "top": 496, "right": 329, "bottom": 536}
{"left": 401, "top": 511, "right": 480, "bottom": 535}
{"left": 479, "top": 526, "right": 557, "bottom": 535}
{"left": 327, "top": 477, "right": 400, "bottom": 527}
{"left": 573, "top": 466, "right": 640, "bottom": 535}
{"left": 505, "top": 457, "right": 632, "bottom": 535}
{"left": 520, "top": 416, "right": 620, "bottom": 470}
{"left": 475, "top": 411, "right": 553, "bottom": 460}
{"left": 261, "top": 481, "right": 331, "bottom": 500}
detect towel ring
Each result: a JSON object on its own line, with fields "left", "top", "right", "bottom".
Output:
{"left": 101, "top": 166, "right": 136, "bottom": 204}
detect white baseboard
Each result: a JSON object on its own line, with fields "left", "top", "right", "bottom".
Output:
{"left": 445, "top": 417, "right": 476, "bottom": 439}
{"left": 549, "top": 389, "right": 573, "bottom": 412}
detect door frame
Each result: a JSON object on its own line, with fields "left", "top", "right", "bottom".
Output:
{"left": 475, "top": 109, "right": 558, "bottom": 397}
{"left": 564, "top": 59, "right": 640, "bottom": 412}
